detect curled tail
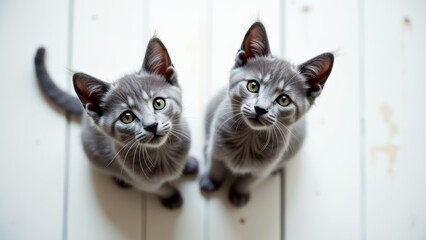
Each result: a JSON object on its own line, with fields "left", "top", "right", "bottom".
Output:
{"left": 34, "top": 47, "right": 83, "bottom": 116}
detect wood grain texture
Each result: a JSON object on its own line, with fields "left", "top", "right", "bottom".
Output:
{"left": 0, "top": 0, "right": 69, "bottom": 239}
{"left": 364, "top": 0, "right": 426, "bottom": 239}
{"left": 284, "top": 0, "right": 362, "bottom": 239}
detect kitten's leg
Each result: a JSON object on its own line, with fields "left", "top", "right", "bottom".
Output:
{"left": 229, "top": 175, "right": 266, "bottom": 207}
{"left": 112, "top": 177, "right": 132, "bottom": 189}
{"left": 152, "top": 183, "right": 183, "bottom": 210}
{"left": 271, "top": 167, "right": 283, "bottom": 176}
{"left": 182, "top": 156, "right": 199, "bottom": 175}
{"left": 272, "top": 159, "right": 288, "bottom": 175}
{"left": 199, "top": 158, "right": 226, "bottom": 192}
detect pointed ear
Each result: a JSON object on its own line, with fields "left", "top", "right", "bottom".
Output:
{"left": 299, "top": 53, "right": 334, "bottom": 98}
{"left": 73, "top": 72, "right": 110, "bottom": 118}
{"left": 235, "top": 22, "right": 271, "bottom": 67}
{"left": 142, "top": 37, "right": 177, "bottom": 85}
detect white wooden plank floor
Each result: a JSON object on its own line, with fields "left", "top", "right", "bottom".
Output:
{"left": 1, "top": 0, "right": 425, "bottom": 240}
{"left": 284, "top": 0, "right": 362, "bottom": 239}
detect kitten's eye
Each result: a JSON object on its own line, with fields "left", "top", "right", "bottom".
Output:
{"left": 277, "top": 94, "right": 292, "bottom": 106}
{"left": 247, "top": 80, "right": 260, "bottom": 93}
{"left": 120, "top": 111, "right": 136, "bottom": 124}
{"left": 153, "top": 97, "right": 166, "bottom": 110}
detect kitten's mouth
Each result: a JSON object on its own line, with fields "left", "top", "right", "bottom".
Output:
{"left": 147, "top": 133, "right": 168, "bottom": 146}
{"left": 241, "top": 105, "right": 274, "bottom": 130}
{"left": 137, "top": 132, "right": 169, "bottom": 147}
{"left": 245, "top": 117, "right": 271, "bottom": 130}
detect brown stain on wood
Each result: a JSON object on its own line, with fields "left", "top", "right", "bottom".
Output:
{"left": 380, "top": 104, "right": 398, "bottom": 138}
{"left": 370, "top": 104, "right": 399, "bottom": 174}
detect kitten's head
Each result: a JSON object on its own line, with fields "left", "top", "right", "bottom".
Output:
{"left": 73, "top": 37, "right": 182, "bottom": 148}
{"left": 230, "top": 22, "right": 334, "bottom": 130}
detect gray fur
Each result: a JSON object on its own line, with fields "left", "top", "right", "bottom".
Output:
{"left": 79, "top": 71, "right": 190, "bottom": 196}
{"left": 35, "top": 38, "right": 197, "bottom": 209}
{"left": 199, "top": 22, "right": 334, "bottom": 207}
{"left": 34, "top": 47, "right": 83, "bottom": 115}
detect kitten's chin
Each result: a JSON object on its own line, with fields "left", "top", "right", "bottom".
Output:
{"left": 244, "top": 117, "right": 272, "bottom": 131}
{"left": 144, "top": 134, "right": 168, "bottom": 148}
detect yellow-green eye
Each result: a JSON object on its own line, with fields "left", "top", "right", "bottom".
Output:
{"left": 120, "top": 111, "right": 135, "bottom": 124}
{"left": 247, "top": 80, "right": 260, "bottom": 93}
{"left": 277, "top": 94, "right": 292, "bottom": 106}
{"left": 153, "top": 97, "right": 166, "bottom": 110}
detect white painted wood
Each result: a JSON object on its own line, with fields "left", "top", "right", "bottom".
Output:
{"left": 208, "top": 177, "right": 281, "bottom": 240}
{"left": 66, "top": 0, "right": 145, "bottom": 239}
{"left": 144, "top": 1, "right": 209, "bottom": 239}
{"left": 209, "top": 1, "right": 282, "bottom": 239}
{"left": 364, "top": 1, "right": 426, "bottom": 239}
{"left": 284, "top": 0, "right": 362, "bottom": 239}
{"left": 0, "top": 0, "right": 69, "bottom": 239}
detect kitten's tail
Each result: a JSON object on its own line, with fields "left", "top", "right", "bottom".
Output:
{"left": 34, "top": 47, "right": 83, "bottom": 116}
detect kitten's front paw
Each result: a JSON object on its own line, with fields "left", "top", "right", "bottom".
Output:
{"left": 271, "top": 167, "right": 283, "bottom": 176}
{"left": 182, "top": 156, "right": 199, "bottom": 175}
{"left": 112, "top": 177, "right": 132, "bottom": 189}
{"left": 199, "top": 173, "right": 222, "bottom": 192}
{"left": 160, "top": 191, "right": 183, "bottom": 210}
{"left": 229, "top": 188, "right": 250, "bottom": 207}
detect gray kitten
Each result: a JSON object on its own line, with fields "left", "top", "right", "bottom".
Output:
{"left": 199, "top": 22, "right": 334, "bottom": 207}
{"left": 34, "top": 38, "right": 198, "bottom": 209}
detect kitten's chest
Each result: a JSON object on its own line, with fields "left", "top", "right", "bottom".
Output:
{"left": 117, "top": 142, "right": 188, "bottom": 182}
{"left": 214, "top": 127, "right": 285, "bottom": 173}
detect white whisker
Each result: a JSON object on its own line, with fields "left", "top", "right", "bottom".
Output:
{"left": 106, "top": 137, "right": 134, "bottom": 167}
{"left": 120, "top": 140, "right": 138, "bottom": 180}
